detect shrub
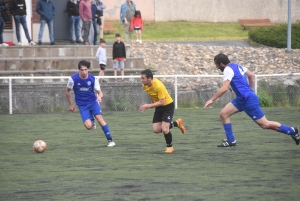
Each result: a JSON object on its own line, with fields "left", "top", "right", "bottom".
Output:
{"left": 258, "top": 90, "right": 273, "bottom": 107}
{"left": 248, "top": 21, "right": 300, "bottom": 49}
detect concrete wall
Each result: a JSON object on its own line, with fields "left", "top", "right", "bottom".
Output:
{"left": 104, "top": 0, "right": 300, "bottom": 23}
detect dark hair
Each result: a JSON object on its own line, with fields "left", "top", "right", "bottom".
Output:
{"left": 134, "top": 10, "right": 141, "bottom": 17}
{"left": 214, "top": 53, "right": 231, "bottom": 65}
{"left": 100, "top": 39, "right": 106, "bottom": 44}
{"left": 141, "top": 69, "right": 153, "bottom": 79}
{"left": 78, "top": 60, "right": 91, "bottom": 69}
{"left": 115, "top": 33, "right": 121, "bottom": 38}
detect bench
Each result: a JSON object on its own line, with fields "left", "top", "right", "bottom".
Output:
{"left": 103, "top": 22, "right": 117, "bottom": 33}
{"left": 238, "top": 18, "right": 275, "bottom": 29}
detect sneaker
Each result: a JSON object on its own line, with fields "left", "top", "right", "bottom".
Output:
{"left": 38, "top": 41, "right": 42, "bottom": 45}
{"left": 18, "top": 42, "right": 22, "bottom": 46}
{"left": 1, "top": 43, "right": 8, "bottom": 46}
{"left": 50, "top": 42, "right": 55, "bottom": 45}
{"left": 176, "top": 118, "right": 186, "bottom": 134}
{"left": 139, "top": 40, "right": 142, "bottom": 44}
{"left": 165, "top": 146, "right": 174, "bottom": 153}
{"left": 291, "top": 127, "right": 299, "bottom": 145}
{"left": 217, "top": 140, "right": 236, "bottom": 147}
{"left": 107, "top": 141, "right": 116, "bottom": 147}
{"left": 136, "top": 40, "right": 139, "bottom": 43}
{"left": 92, "top": 123, "right": 96, "bottom": 130}
{"left": 29, "top": 41, "right": 36, "bottom": 45}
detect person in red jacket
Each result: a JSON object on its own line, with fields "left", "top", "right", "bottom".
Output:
{"left": 130, "top": 10, "right": 143, "bottom": 44}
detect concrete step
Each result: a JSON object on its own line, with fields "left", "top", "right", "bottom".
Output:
{"left": 0, "top": 57, "right": 145, "bottom": 72}
{"left": 0, "top": 44, "right": 131, "bottom": 58}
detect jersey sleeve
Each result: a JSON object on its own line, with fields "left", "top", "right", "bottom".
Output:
{"left": 94, "top": 78, "right": 101, "bottom": 90}
{"left": 223, "top": 67, "right": 234, "bottom": 81}
{"left": 67, "top": 77, "right": 74, "bottom": 89}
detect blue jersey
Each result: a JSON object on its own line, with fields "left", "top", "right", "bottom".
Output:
{"left": 67, "top": 73, "right": 99, "bottom": 106}
{"left": 225, "top": 63, "right": 254, "bottom": 102}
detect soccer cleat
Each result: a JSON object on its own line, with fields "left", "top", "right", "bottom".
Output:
{"left": 291, "top": 127, "right": 299, "bottom": 145}
{"left": 176, "top": 118, "right": 186, "bottom": 134}
{"left": 165, "top": 146, "right": 174, "bottom": 153}
{"left": 92, "top": 123, "right": 96, "bottom": 130}
{"left": 107, "top": 141, "right": 116, "bottom": 147}
{"left": 217, "top": 140, "right": 236, "bottom": 147}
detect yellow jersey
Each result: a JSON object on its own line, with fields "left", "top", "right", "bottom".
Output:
{"left": 142, "top": 78, "right": 173, "bottom": 106}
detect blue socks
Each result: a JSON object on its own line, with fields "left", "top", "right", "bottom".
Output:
{"left": 102, "top": 124, "right": 112, "bottom": 140}
{"left": 278, "top": 124, "right": 295, "bottom": 135}
{"left": 223, "top": 123, "right": 235, "bottom": 142}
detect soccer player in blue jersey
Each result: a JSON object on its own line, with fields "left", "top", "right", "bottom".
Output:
{"left": 204, "top": 53, "right": 299, "bottom": 147}
{"left": 65, "top": 60, "right": 115, "bottom": 147}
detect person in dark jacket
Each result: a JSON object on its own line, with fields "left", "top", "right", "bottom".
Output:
{"left": 10, "top": 0, "right": 35, "bottom": 46}
{"left": 0, "top": 0, "right": 9, "bottom": 46}
{"left": 91, "top": 0, "right": 98, "bottom": 45}
{"left": 112, "top": 33, "right": 126, "bottom": 82}
{"left": 66, "top": 0, "right": 81, "bottom": 43}
{"left": 36, "top": 0, "right": 55, "bottom": 45}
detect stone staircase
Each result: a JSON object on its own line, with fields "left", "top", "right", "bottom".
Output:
{"left": 0, "top": 45, "right": 145, "bottom": 77}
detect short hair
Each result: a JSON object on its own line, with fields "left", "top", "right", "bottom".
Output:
{"left": 78, "top": 60, "right": 91, "bottom": 69}
{"left": 214, "top": 53, "right": 231, "bottom": 65}
{"left": 115, "top": 33, "right": 121, "bottom": 38}
{"left": 141, "top": 69, "right": 153, "bottom": 79}
{"left": 100, "top": 39, "right": 106, "bottom": 44}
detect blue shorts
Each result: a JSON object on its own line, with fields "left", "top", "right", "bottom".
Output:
{"left": 231, "top": 94, "right": 265, "bottom": 121}
{"left": 78, "top": 102, "right": 102, "bottom": 122}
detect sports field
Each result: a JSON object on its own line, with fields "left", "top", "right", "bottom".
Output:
{"left": 0, "top": 108, "right": 299, "bottom": 201}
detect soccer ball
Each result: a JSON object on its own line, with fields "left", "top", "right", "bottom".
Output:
{"left": 33, "top": 140, "right": 47, "bottom": 153}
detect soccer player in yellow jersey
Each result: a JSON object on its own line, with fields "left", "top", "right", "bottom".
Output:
{"left": 139, "top": 69, "right": 186, "bottom": 153}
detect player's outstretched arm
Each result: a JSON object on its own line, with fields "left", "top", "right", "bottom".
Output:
{"left": 65, "top": 87, "right": 75, "bottom": 112}
{"left": 203, "top": 80, "right": 231, "bottom": 109}
{"left": 139, "top": 99, "right": 165, "bottom": 112}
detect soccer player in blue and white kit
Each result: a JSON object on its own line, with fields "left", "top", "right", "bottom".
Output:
{"left": 65, "top": 60, "right": 115, "bottom": 147}
{"left": 204, "top": 53, "right": 299, "bottom": 147}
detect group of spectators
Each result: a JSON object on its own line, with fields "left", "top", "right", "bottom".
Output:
{"left": 0, "top": 0, "right": 106, "bottom": 46}
{"left": 0, "top": 0, "right": 143, "bottom": 46}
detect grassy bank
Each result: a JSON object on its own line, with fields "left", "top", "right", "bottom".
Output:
{"left": 104, "top": 21, "right": 249, "bottom": 42}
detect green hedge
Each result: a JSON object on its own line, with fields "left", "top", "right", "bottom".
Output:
{"left": 248, "top": 20, "right": 300, "bottom": 49}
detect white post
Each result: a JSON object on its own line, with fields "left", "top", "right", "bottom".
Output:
{"left": 9, "top": 78, "right": 12, "bottom": 114}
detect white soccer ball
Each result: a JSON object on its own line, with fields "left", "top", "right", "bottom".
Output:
{"left": 33, "top": 140, "right": 47, "bottom": 153}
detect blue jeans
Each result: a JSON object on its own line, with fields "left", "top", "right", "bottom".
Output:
{"left": 92, "top": 20, "right": 98, "bottom": 45}
{"left": 69, "top": 16, "right": 80, "bottom": 41}
{"left": 14, "top": 15, "right": 32, "bottom": 43}
{"left": 0, "top": 18, "right": 5, "bottom": 44}
{"left": 38, "top": 19, "right": 54, "bottom": 43}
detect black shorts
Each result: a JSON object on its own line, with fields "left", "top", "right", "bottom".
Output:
{"left": 152, "top": 102, "right": 175, "bottom": 123}
{"left": 134, "top": 27, "right": 141, "bottom": 30}
{"left": 100, "top": 64, "right": 106, "bottom": 70}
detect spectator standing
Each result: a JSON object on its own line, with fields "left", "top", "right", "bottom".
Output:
{"left": 112, "top": 33, "right": 126, "bottom": 82}
{"left": 0, "top": 0, "right": 9, "bottom": 46}
{"left": 95, "top": 39, "right": 107, "bottom": 82}
{"left": 94, "top": 0, "right": 105, "bottom": 40}
{"left": 120, "top": 0, "right": 136, "bottom": 42}
{"left": 79, "top": 0, "right": 92, "bottom": 45}
{"left": 36, "top": 0, "right": 55, "bottom": 45}
{"left": 66, "top": 0, "right": 81, "bottom": 43}
{"left": 130, "top": 10, "right": 143, "bottom": 44}
{"left": 10, "top": 0, "right": 36, "bottom": 46}
{"left": 91, "top": 0, "right": 98, "bottom": 45}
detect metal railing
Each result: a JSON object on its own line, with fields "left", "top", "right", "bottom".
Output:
{"left": 0, "top": 73, "right": 300, "bottom": 114}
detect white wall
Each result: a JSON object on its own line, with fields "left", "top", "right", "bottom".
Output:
{"left": 155, "top": 0, "right": 300, "bottom": 23}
